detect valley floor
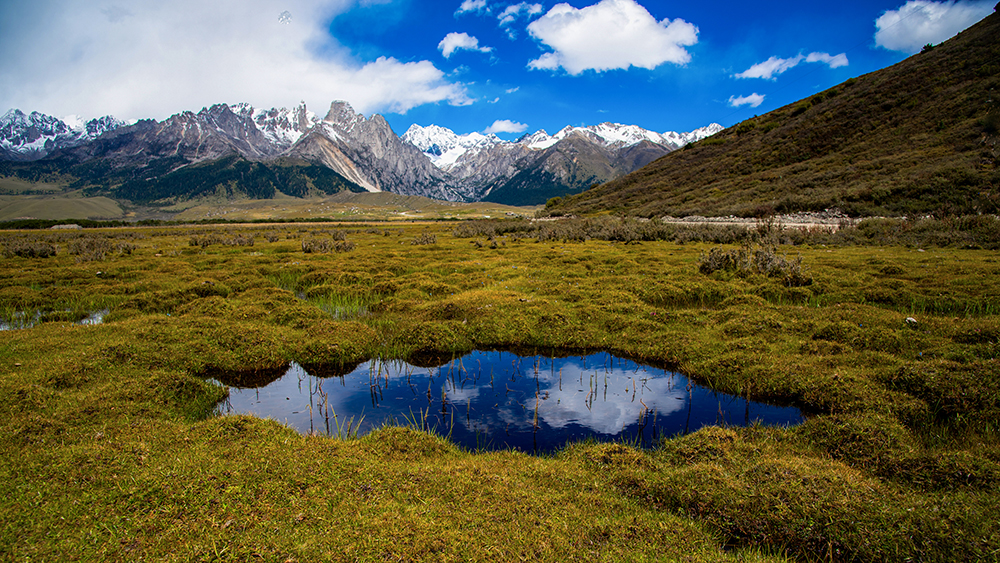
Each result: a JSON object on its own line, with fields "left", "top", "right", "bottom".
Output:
{"left": 1, "top": 222, "right": 998, "bottom": 561}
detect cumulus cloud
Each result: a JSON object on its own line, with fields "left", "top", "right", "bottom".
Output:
{"left": 438, "top": 32, "right": 493, "bottom": 58}
{"left": 728, "top": 93, "right": 765, "bottom": 108}
{"left": 526, "top": 0, "right": 698, "bottom": 75}
{"left": 455, "top": 0, "right": 488, "bottom": 14}
{"left": 874, "top": 0, "right": 992, "bottom": 54}
{"left": 484, "top": 119, "right": 529, "bottom": 134}
{"left": 0, "top": 0, "right": 472, "bottom": 121}
{"left": 735, "top": 52, "right": 849, "bottom": 80}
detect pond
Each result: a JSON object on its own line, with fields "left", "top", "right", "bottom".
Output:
{"left": 213, "top": 351, "right": 805, "bottom": 453}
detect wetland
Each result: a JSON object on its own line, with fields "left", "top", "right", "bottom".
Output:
{"left": 1, "top": 216, "right": 998, "bottom": 562}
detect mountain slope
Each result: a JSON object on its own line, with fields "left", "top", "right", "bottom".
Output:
{"left": 288, "top": 102, "right": 460, "bottom": 200}
{"left": 549, "top": 10, "right": 1000, "bottom": 218}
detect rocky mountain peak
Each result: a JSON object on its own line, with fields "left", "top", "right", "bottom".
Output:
{"left": 1, "top": 108, "right": 125, "bottom": 160}
{"left": 324, "top": 101, "right": 364, "bottom": 128}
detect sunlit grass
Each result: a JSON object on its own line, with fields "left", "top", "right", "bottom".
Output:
{"left": 0, "top": 222, "right": 997, "bottom": 561}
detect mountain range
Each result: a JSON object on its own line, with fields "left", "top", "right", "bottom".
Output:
{"left": 0, "top": 102, "right": 720, "bottom": 208}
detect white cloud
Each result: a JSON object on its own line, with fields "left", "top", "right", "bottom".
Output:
{"left": 728, "top": 93, "right": 765, "bottom": 108}
{"left": 505, "top": 86, "right": 520, "bottom": 94}
{"left": 735, "top": 51, "right": 849, "bottom": 80}
{"left": 456, "top": 0, "right": 488, "bottom": 14}
{"left": 0, "top": 0, "right": 472, "bottom": 121}
{"left": 806, "top": 52, "right": 849, "bottom": 68}
{"left": 498, "top": 2, "right": 543, "bottom": 25}
{"left": 438, "top": 32, "right": 493, "bottom": 58}
{"left": 874, "top": 0, "right": 992, "bottom": 54}
{"left": 484, "top": 119, "right": 528, "bottom": 134}
{"left": 734, "top": 55, "right": 804, "bottom": 80}
{"left": 526, "top": 0, "right": 698, "bottom": 75}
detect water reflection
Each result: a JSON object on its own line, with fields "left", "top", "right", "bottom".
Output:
{"left": 214, "top": 351, "right": 804, "bottom": 453}
{"left": 77, "top": 309, "right": 109, "bottom": 326}
{"left": 0, "top": 309, "right": 108, "bottom": 330}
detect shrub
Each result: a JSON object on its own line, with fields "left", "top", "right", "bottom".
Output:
{"left": 2, "top": 239, "right": 57, "bottom": 258}
{"left": 68, "top": 236, "right": 113, "bottom": 262}
{"left": 302, "top": 238, "right": 334, "bottom": 253}
{"left": 411, "top": 233, "right": 437, "bottom": 245}
{"left": 301, "top": 238, "right": 355, "bottom": 253}
{"left": 699, "top": 242, "right": 812, "bottom": 287}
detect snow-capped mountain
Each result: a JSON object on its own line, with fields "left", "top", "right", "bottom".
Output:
{"left": 402, "top": 121, "right": 722, "bottom": 203}
{"left": 0, "top": 109, "right": 125, "bottom": 161}
{"left": 1, "top": 102, "right": 722, "bottom": 206}
{"left": 402, "top": 124, "right": 506, "bottom": 168}
{"left": 525, "top": 122, "right": 723, "bottom": 150}
{"left": 230, "top": 102, "right": 318, "bottom": 148}
{"left": 287, "top": 101, "right": 461, "bottom": 201}
{"left": 405, "top": 121, "right": 721, "bottom": 171}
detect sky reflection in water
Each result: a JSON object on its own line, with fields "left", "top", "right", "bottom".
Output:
{"left": 215, "top": 351, "right": 804, "bottom": 453}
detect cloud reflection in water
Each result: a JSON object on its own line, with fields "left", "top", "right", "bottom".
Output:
{"left": 216, "top": 351, "right": 803, "bottom": 453}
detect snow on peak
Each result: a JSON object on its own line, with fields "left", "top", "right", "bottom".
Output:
{"left": 403, "top": 124, "right": 505, "bottom": 168}
{"left": 403, "top": 119, "right": 722, "bottom": 170}
{"left": 1, "top": 108, "right": 124, "bottom": 157}
{"left": 247, "top": 103, "right": 319, "bottom": 147}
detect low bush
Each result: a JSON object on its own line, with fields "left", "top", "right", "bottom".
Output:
{"left": 699, "top": 242, "right": 812, "bottom": 287}
{"left": 411, "top": 233, "right": 437, "bottom": 245}
{"left": 68, "top": 236, "right": 113, "bottom": 262}
{"left": 302, "top": 238, "right": 355, "bottom": 253}
{"left": 2, "top": 239, "right": 57, "bottom": 258}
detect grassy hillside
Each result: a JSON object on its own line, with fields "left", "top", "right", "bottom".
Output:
{"left": 0, "top": 194, "right": 124, "bottom": 221}
{"left": 549, "top": 10, "right": 1000, "bottom": 218}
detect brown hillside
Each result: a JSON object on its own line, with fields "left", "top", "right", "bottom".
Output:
{"left": 550, "top": 9, "right": 1000, "bottom": 218}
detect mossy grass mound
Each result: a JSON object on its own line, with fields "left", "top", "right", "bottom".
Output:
{"left": 1, "top": 222, "right": 998, "bottom": 561}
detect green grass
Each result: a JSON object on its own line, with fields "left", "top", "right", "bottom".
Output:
{"left": 1, "top": 223, "right": 998, "bottom": 561}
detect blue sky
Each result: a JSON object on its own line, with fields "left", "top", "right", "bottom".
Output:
{"left": 1, "top": 0, "right": 994, "bottom": 138}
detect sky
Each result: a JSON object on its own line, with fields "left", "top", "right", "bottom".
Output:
{"left": 0, "top": 0, "right": 995, "bottom": 139}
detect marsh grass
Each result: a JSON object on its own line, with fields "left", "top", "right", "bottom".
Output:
{"left": 308, "top": 292, "right": 382, "bottom": 319}
{"left": 1, "top": 222, "right": 998, "bottom": 561}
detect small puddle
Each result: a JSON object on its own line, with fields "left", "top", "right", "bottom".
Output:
{"left": 77, "top": 309, "right": 109, "bottom": 326}
{"left": 0, "top": 311, "right": 43, "bottom": 331}
{"left": 0, "top": 309, "right": 109, "bottom": 330}
{"left": 213, "top": 351, "right": 805, "bottom": 453}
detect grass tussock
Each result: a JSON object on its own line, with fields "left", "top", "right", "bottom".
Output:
{"left": 0, "top": 222, "right": 998, "bottom": 561}
{"left": 699, "top": 242, "right": 812, "bottom": 287}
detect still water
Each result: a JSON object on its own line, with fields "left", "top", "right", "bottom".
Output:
{"left": 214, "top": 351, "right": 804, "bottom": 453}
